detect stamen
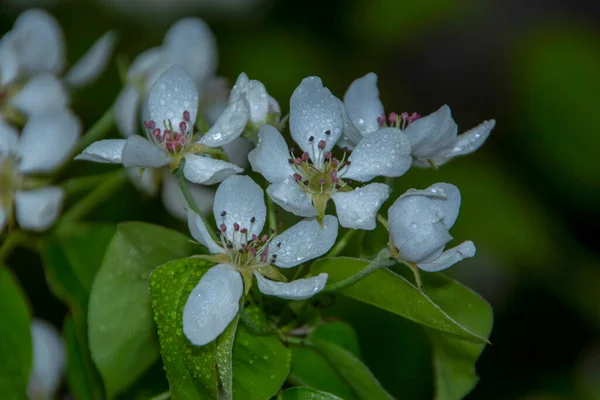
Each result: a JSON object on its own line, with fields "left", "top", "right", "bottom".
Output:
{"left": 221, "top": 211, "right": 227, "bottom": 217}
{"left": 234, "top": 222, "right": 240, "bottom": 232}
{"left": 183, "top": 110, "right": 191, "bottom": 122}
{"left": 250, "top": 216, "right": 256, "bottom": 223}
{"left": 308, "top": 136, "right": 315, "bottom": 142}
{"left": 220, "top": 224, "right": 227, "bottom": 232}
{"left": 301, "top": 152, "right": 310, "bottom": 161}
{"left": 318, "top": 140, "right": 326, "bottom": 150}
{"left": 293, "top": 173, "right": 303, "bottom": 181}
{"left": 179, "top": 121, "right": 187, "bottom": 133}
{"left": 144, "top": 120, "right": 156, "bottom": 129}
{"left": 388, "top": 112, "right": 398, "bottom": 124}
{"left": 325, "top": 130, "right": 331, "bottom": 135}
{"left": 377, "top": 114, "right": 385, "bottom": 126}
{"left": 324, "top": 151, "right": 332, "bottom": 160}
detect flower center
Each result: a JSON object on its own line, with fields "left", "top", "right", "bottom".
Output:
{"left": 143, "top": 109, "right": 193, "bottom": 155}
{"left": 377, "top": 111, "right": 421, "bottom": 130}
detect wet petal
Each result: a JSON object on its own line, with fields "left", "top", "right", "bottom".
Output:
{"left": 331, "top": 183, "right": 390, "bottom": 230}
{"left": 404, "top": 105, "right": 457, "bottom": 159}
{"left": 0, "top": 120, "right": 19, "bottom": 155}
{"left": 126, "top": 167, "right": 160, "bottom": 196}
{"left": 266, "top": 179, "right": 316, "bottom": 218}
{"left": 18, "top": 109, "right": 80, "bottom": 174}
{"left": 75, "top": 139, "right": 125, "bottom": 164}
{"left": 121, "top": 135, "right": 171, "bottom": 168}
{"left": 222, "top": 137, "right": 253, "bottom": 169}
{"left": 162, "top": 171, "right": 213, "bottom": 220}
{"left": 27, "top": 320, "right": 65, "bottom": 400}
{"left": 230, "top": 73, "right": 270, "bottom": 124}
{"left": 290, "top": 77, "right": 342, "bottom": 154}
{"left": 399, "top": 183, "right": 461, "bottom": 229}
{"left": 343, "top": 72, "right": 384, "bottom": 136}
{"left": 187, "top": 210, "right": 224, "bottom": 254}
{"left": 65, "top": 31, "right": 117, "bottom": 87}
{"left": 248, "top": 125, "right": 294, "bottom": 183}
{"left": 15, "top": 187, "right": 64, "bottom": 231}
{"left": 342, "top": 128, "right": 411, "bottom": 182}
{"left": 338, "top": 98, "right": 364, "bottom": 146}
{"left": 114, "top": 85, "right": 141, "bottom": 137}
{"left": 183, "top": 154, "right": 242, "bottom": 185}
{"left": 128, "top": 47, "right": 163, "bottom": 79}
{"left": 255, "top": 272, "right": 328, "bottom": 300}
{"left": 0, "top": 33, "right": 20, "bottom": 85}
{"left": 418, "top": 241, "right": 476, "bottom": 272}
{"left": 213, "top": 175, "right": 266, "bottom": 241}
{"left": 198, "top": 96, "right": 249, "bottom": 147}
{"left": 432, "top": 120, "right": 496, "bottom": 166}
{"left": 182, "top": 264, "right": 242, "bottom": 346}
{"left": 10, "top": 73, "right": 68, "bottom": 116}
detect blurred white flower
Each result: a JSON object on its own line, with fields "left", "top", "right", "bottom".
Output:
{"left": 0, "top": 109, "right": 80, "bottom": 232}
{"left": 183, "top": 175, "right": 337, "bottom": 345}
{"left": 340, "top": 73, "right": 495, "bottom": 167}
{"left": 27, "top": 319, "right": 66, "bottom": 400}
{"left": 249, "top": 76, "right": 412, "bottom": 230}
{"left": 388, "top": 182, "right": 475, "bottom": 272}
{"left": 230, "top": 72, "right": 280, "bottom": 129}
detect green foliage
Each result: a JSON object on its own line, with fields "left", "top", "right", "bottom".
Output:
{"left": 0, "top": 268, "right": 31, "bottom": 400}
{"left": 280, "top": 387, "right": 343, "bottom": 399}
{"left": 88, "top": 222, "right": 198, "bottom": 397}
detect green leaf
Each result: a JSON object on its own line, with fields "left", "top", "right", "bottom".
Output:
{"left": 418, "top": 273, "right": 493, "bottom": 400}
{"left": 232, "top": 324, "right": 291, "bottom": 400}
{"left": 149, "top": 258, "right": 219, "bottom": 400}
{"left": 310, "top": 321, "right": 361, "bottom": 358}
{"left": 43, "top": 223, "right": 116, "bottom": 312}
{"left": 63, "top": 315, "right": 105, "bottom": 400}
{"left": 0, "top": 268, "right": 31, "bottom": 399}
{"left": 216, "top": 316, "right": 239, "bottom": 400}
{"left": 88, "top": 222, "right": 198, "bottom": 397}
{"left": 311, "top": 257, "right": 488, "bottom": 344}
{"left": 281, "top": 387, "right": 343, "bottom": 399}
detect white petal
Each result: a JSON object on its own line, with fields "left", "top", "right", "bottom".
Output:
{"left": 0, "top": 120, "right": 19, "bottom": 155}
{"left": 213, "top": 175, "right": 266, "bottom": 241}
{"left": 342, "top": 128, "right": 412, "bottom": 182}
{"left": 183, "top": 154, "right": 242, "bottom": 185}
{"left": 128, "top": 47, "right": 163, "bottom": 79}
{"left": 162, "top": 171, "right": 214, "bottom": 220}
{"left": 200, "top": 76, "right": 230, "bottom": 124}
{"left": 399, "top": 183, "right": 461, "bottom": 229}
{"left": 75, "top": 139, "right": 125, "bottom": 164}
{"left": 404, "top": 105, "right": 458, "bottom": 159}
{"left": 289, "top": 77, "right": 343, "bottom": 154}
{"left": 222, "top": 137, "right": 253, "bottom": 169}
{"left": 271, "top": 215, "right": 338, "bottom": 268}
{"left": 27, "top": 320, "right": 65, "bottom": 400}
{"left": 18, "top": 109, "right": 80, "bottom": 174}
{"left": 331, "top": 183, "right": 390, "bottom": 230}
{"left": 163, "top": 17, "right": 217, "bottom": 83}
{"left": 238, "top": 76, "right": 270, "bottom": 124}
{"left": 15, "top": 187, "right": 64, "bottom": 231}
{"left": 126, "top": 167, "right": 159, "bottom": 196}
{"left": 418, "top": 241, "right": 476, "bottom": 272}
{"left": 338, "top": 98, "right": 364, "bottom": 146}
{"left": 121, "top": 135, "right": 171, "bottom": 168}
{"left": 12, "top": 9, "right": 65, "bottom": 74}
{"left": 432, "top": 120, "right": 496, "bottom": 166}
{"left": 65, "top": 31, "right": 117, "bottom": 87}
{"left": 0, "top": 33, "right": 20, "bottom": 85}
{"left": 182, "top": 264, "right": 242, "bottom": 346}
{"left": 114, "top": 85, "right": 141, "bottom": 138}
{"left": 336, "top": 136, "right": 356, "bottom": 151}
{"left": 10, "top": 74, "right": 68, "bottom": 116}
{"left": 187, "top": 210, "right": 224, "bottom": 254}
{"left": 266, "top": 179, "right": 316, "bottom": 218}
{"left": 198, "top": 96, "right": 249, "bottom": 147}
{"left": 343, "top": 72, "right": 384, "bottom": 136}
{"left": 147, "top": 65, "right": 199, "bottom": 131}
{"left": 248, "top": 125, "right": 294, "bottom": 183}
{"left": 255, "top": 272, "right": 328, "bottom": 300}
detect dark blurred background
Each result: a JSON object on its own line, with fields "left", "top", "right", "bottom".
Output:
{"left": 2, "top": 0, "right": 599, "bottom": 399}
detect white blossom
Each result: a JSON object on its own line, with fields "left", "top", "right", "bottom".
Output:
{"left": 27, "top": 320, "right": 66, "bottom": 400}
{"left": 388, "top": 183, "right": 476, "bottom": 272}
{"left": 230, "top": 72, "right": 280, "bottom": 128}
{"left": 341, "top": 73, "right": 496, "bottom": 167}
{"left": 249, "top": 76, "right": 412, "bottom": 230}
{"left": 0, "top": 110, "right": 80, "bottom": 232}
{"left": 183, "top": 175, "right": 337, "bottom": 345}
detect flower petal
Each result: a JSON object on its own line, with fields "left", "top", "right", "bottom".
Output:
{"left": 163, "top": 17, "right": 217, "bottom": 83}
{"left": 65, "top": 31, "right": 117, "bottom": 88}
{"left": 404, "top": 105, "right": 458, "bottom": 159}
{"left": 248, "top": 125, "right": 294, "bottom": 183}
{"left": 183, "top": 154, "right": 243, "bottom": 185}
{"left": 10, "top": 73, "right": 68, "bottom": 116}
{"left": 162, "top": 171, "right": 213, "bottom": 220}
{"left": 399, "top": 183, "right": 461, "bottom": 229}
{"left": 182, "top": 264, "right": 242, "bottom": 346}
{"left": 343, "top": 72, "right": 384, "bottom": 136}
{"left": 128, "top": 47, "right": 163, "bottom": 79}
{"left": 418, "top": 241, "right": 476, "bottom": 272}
{"left": 213, "top": 175, "right": 266, "bottom": 241}
{"left": 15, "top": 187, "right": 64, "bottom": 231}
{"left": 121, "top": 135, "right": 171, "bottom": 168}
{"left": 187, "top": 210, "right": 224, "bottom": 254}
{"left": 338, "top": 98, "right": 364, "bottom": 146}
{"left": 289, "top": 77, "right": 343, "bottom": 154}
{"left": 255, "top": 272, "right": 328, "bottom": 300}
{"left": 271, "top": 215, "right": 338, "bottom": 268}
{"left": 342, "top": 128, "right": 412, "bottom": 182}
{"left": 27, "top": 320, "right": 65, "bottom": 400}
{"left": 126, "top": 167, "right": 159, "bottom": 196}
{"left": 266, "top": 179, "right": 316, "bottom": 218}
{"left": 0, "top": 33, "right": 20, "bottom": 85}
{"left": 431, "top": 120, "right": 496, "bottom": 166}
{"left": 222, "top": 137, "right": 253, "bottom": 169}
{"left": 12, "top": 9, "right": 65, "bottom": 74}
{"left": 230, "top": 73, "right": 270, "bottom": 124}
{"left": 75, "top": 139, "right": 125, "bottom": 164}
{"left": 0, "top": 120, "right": 19, "bottom": 155}
{"left": 18, "top": 109, "right": 80, "bottom": 174}
{"left": 331, "top": 183, "right": 390, "bottom": 230}
{"left": 198, "top": 96, "right": 249, "bottom": 147}
{"left": 147, "top": 65, "right": 199, "bottom": 131}
{"left": 114, "top": 85, "right": 141, "bottom": 137}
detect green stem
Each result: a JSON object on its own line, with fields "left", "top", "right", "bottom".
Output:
{"left": 58, "top": 169, "right": 127, "bottom": 227}
{"left": 326, "top": 228, "right": 356, "bottom": 257}
{"left": 376, "top": 213, "right": 389, "bottom": 231}
{"left": 149, "top": 391, "right": 170, "bottom": 400}
{"left": 76, "top": 106, "right": 115, "bottom": 153}
{"left": 61, "top": 171, "right": 120, "bottom": 196}
{"left": 322, "top": 248, "right": 396, "bottom": 293}
{"left": 266, "top": 195, "right": 277, "bottom": 234}
{"left": 0, "top": 231, "right": 28, "bottom": 264}
{"left": 174, "top": 162, "right": 219, "bottom": 242}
